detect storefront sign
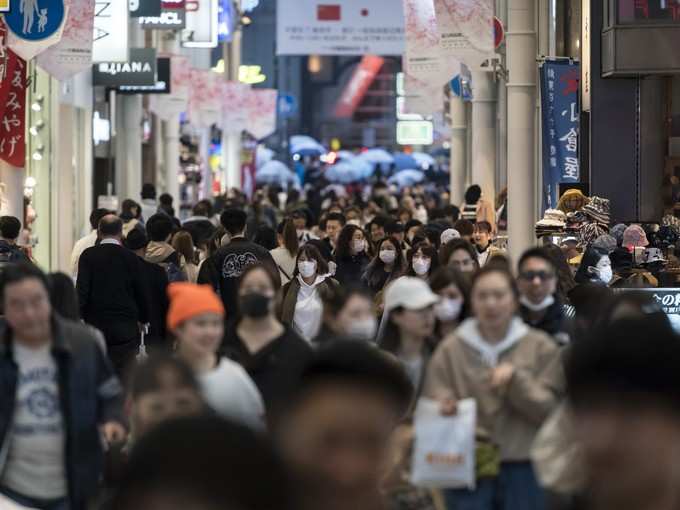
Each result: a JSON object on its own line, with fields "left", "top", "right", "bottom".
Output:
{"left": 397, "top": 120, "right": 434, "bottom": 145}
{"left": 93, "top": 0, "right": 129, "bottom": 62}
{"left": 334, "top": 55, "right": 384, "bottom": 118}
{"left": 138, "top": 8, "right": 186, "bottom": 29}
{"left": 0, "top": 21, "right": 27, "bottom": 167}
{"left": 182, "top": 0, "right": 217, "bottom": 47}
{"left": 276, "top": 0, "right": 405, "bottom": 56}
{"left": 540, "top": 59, "right": 581, "bottom": 211}
{"left": 38, "top": 0, "right": 96, "bottom": 81}
{"left": 93, "top": 48, "right": 157, "bottom": 87}
{"left": 118, "top": 57, "right": 170, "bottom": 93}
{"left": 130, "top": 0, "right": 161, "bottom": 17}
{"left": 616, "top": 288, "right": 680, "bottom": 332}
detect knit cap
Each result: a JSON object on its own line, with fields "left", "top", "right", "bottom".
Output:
{"left": 610, "top": 223, "right": 627, "bottom": 246}
{"left": 592, "top": 234, "right": 617, "bottom": 254}
{"left": 622, "top": 224, "right": 649, "bottom": 248}
{"left": 167, "top": 283, "right": 225, "bottom": 331}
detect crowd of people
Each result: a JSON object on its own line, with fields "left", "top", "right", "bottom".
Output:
{"left": 0, "top": 180, "right": 679, "bottom": 510}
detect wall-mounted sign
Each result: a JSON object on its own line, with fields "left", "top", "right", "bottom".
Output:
{"left": 182, "top": 0, "right": 218, "bottom": 47}
{"left": 93, "top": 48, "right": 157, "bottom": 87}
{"left": 93, "top": 0, "right": 129, "bottom": 62}
{"left": 396, "top": 120, "right": 434, "bottom": 145}
{"left": 139, "top": 8, "right": 186, "bottom": 28}
{"left": 130, "top": 0, "right": 161, "bottom": 17}
{"left": 118, "top": 57, "right": 170, "bottom": 94}
{"left": 4, "top": 0, "right": 66, "bottom": 41}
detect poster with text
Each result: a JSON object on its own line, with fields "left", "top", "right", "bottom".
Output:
{"left": 433, "top": 0, "right": 494, "bottom": 69}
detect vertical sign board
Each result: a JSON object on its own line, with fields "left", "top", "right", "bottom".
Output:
{"left": 183, "top": 0, "right": 218, "bottom": 48}
{"left": 540, "top": 60, "right": 581, "bottom": 212}
{"left": 581, "top": 0, "right": 591, "bottom": 111}
{"left": 93, "top": 0, "right": 129, "bottom": 62}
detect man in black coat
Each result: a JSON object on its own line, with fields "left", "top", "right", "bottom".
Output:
{"left": 125, "top": 228, "right": 169, "bottom": 350}
{"left": 198, "top": 208, "right": 277, "bottom": 318}
{"left": 76, "top": 215, "right": 149, "bottom": 374}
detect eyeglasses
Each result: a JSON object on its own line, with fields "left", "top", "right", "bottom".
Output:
{"left": 519, "top": 271, "right": 555, "bottom": 282}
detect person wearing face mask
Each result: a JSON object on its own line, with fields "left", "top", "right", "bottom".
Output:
{"left": 279, "top": 245, "right": 339, "bottom": 342}
{"left": 423, "top": 267, "right": 563, "bottom": 510}
{"left": 334, "top": 224, "right": 372, "bottom": 286}
{"left": 517, "top": 248, "right": 571, "bottom": 344}
{"left": 574, "top": 245, "right": 613, "bottom": 286}
{"left": 439, "top": 238, "right": 480, "bottom": 276}
{"left": 405, "top": 242, "right": 439, "bottom": 281}
{"left": 362, "top": 237, "right": 406, "bottom": 295}
{"left": 221, "top": 263, "right": 312, "bottom": 417}
{"left": 169, "top": 283, "right": 264, "bottom": 428}
{"left": 314, "top": 285, "right": 378, "bottom": 343}
{"left": 429, "top": 266, "right": 470, "bottom": 339}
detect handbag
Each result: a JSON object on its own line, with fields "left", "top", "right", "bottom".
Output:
{"left": 136, "top": 323, "right": 149, "bottom": 362}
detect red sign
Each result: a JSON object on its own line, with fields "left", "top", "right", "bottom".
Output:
{"left": 334, "top": 55, "right": 384, "bottom": 119}
{"left": 494, "top": 16, "right": 505, "bottom": 49}
{"left": 162, "top": 0, "right": 185, "bottom": 8}
{"left": 317, "top": 4, "right": 341, "bottom": 21}
{"left": 0, "top": 20, "right": 26, "bottom": 168}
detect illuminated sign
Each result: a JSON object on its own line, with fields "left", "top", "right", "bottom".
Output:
{"left": 396, "top": 120, "right": 434, "bottom": 146}
{"left": 238, "top": 65, "right": 266, "bottom": 84}
{"left": 0, "top": 0, "right": 9, "bottom": 12}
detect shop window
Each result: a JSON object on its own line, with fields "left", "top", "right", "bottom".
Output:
{"left": 618, "top": 0, "right": 680, "bottom": 23}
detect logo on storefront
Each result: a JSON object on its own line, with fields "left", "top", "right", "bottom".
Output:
{"left": 93, "top": 48, "right": 157, "bottom": 87}
{"left": 3, "top": 0, "right": 65, "bottom": 41}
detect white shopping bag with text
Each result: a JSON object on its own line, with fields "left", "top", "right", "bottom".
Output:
{"left": 410, "top": 397, "right": 476, "bottom": 489}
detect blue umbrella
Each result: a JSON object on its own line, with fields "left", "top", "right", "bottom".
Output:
{"left": 256, "top": 160, "right": 301, "bottom": 188}
{"left": 290, "top": 135, "right": 325, "bottom": 156}
{"left": 357, "top": 148, "right": 394, "bottom": 165}
{"left": 412, "top": 151, "right": 437, "bottom": 170}
{"left": 393, "top": 152, "right": 419, "bottom": 171}
{"left": 388, "top": 169, "right": 425, "bottom": 189}
{"left": 324, "top": 161, "right": 364, "bottom": 184}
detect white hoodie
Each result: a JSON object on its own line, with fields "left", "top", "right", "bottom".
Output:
{"left": 456, "top": 317, "right": 529, "bottom": 367}
{"left": 293, "top": 274, "right": 325, "bottom": 342}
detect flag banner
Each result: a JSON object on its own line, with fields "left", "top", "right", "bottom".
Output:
{"left": 334, "top": 55, "right": 384, "bottom": 118}
{"left": 221, "top": 81, "right": 250, "bottom": 135}
{"left": 149, "top": 55, "right": 191, "bottom": 120}
{"left": 0, "top": 21, "right": 27, "bottom": 167}
{"left": 188, "top": 69, "right": 221, "bottom": 127}
{"left": 276, "top": 0, "right": 404, "bottom": 56}
{"left": 433, "top": 0, "right": 494, "bottom": 69}
{"left": 244, "top": 88, "right": 277, "bottom": 140}
{"left": 540, "top": 59, "right": 581, "bottom": 212}
{"left": 402, "top": 62, "right": 444, "bottom": 117}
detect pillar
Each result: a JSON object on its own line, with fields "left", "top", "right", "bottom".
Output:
{"left": 222, "top": 29, "right": 242, "bottom": 191}
{"left": 164, "top": 117, "right": 180, "bottom": 206}
{"left": 115, "top": 94, "right": 143, "bottom": 202}
{"left": 449, "top": 94, "right": 467, "bottom": 206}
{"left": 506, "top": 0, "right": 537, "bottom": 264}
{"left": 470, "top": 71, "right": 497, "bottom": 209}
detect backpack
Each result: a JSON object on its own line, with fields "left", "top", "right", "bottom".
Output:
{"left": 159, "top": 252, "right": 187, "bottom": 283}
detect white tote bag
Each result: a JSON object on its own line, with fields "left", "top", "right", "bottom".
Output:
{"left": 410, "top": 397, "right": 477, "bottom": 489}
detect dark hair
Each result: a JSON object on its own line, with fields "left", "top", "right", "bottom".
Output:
{"left": 540, "top": 243, "right": 576, "bottom": 302}
{"left": 128, "top": 352, "right": 201, "bottom": 399}
{"left": 404, "top": 219, "right": 422, "bottom": 234}
{"left": 471, "top": 266, "right": 519, "bottom": 300}
{"left": 429, "top": 266, "right": 471, "bottom": 320}
{"left": 125, "top": 228, "right": 149, "bottom": 252}
{"left": 474, "top": 221, "right": 493, "bottom": 234}
{"left": 112, "top": 416, "right": 294, "bottom": 510}
{"left": 363, "top": 237, "right": 406, "bottom": 290}
{"left": 567, "top": 317, "right": 680, "bottom": 415}
{"left": 238, "top": 262, "right": 281, "bottom": 293}
{"left": 1, "top": 262, "right": 49, "bottom": 299}
{"left": 220, "top": 208, "right": 248, "bottom": 236}
{"left": 321, "top": 284, "right": 372, "bottom": 322}
{"left": 278, "top": 341, "right": 414, "bottom": 422}
{"left": 443, "top": 204, "right": 460, "bottom": 222}
{"left": 146, "top": 213, "right": 174, "bottom": 242}
{"left": 596, "top": 291, "right": 670, "bottom": 330}
{"left": 306, "top": 239, "right": 333, "bottom": 264}
{"left": 385, "top": 221, "right": 405, "bottom": 235}
{"left": 575, "top": 245, "right": 610, "bottom": 284}
{"left": 439, "top": 239, "right": 478, "bottom": 268}
{"left": 99, "top": 215, "right": 123, "bottom": 237}
{"left": 453, "top": 219, "right": 475, "bottom": 237}
{"left": 47, "top": 272, "right": 80, "bottom": 321}
{"left": 0, "top": 216, "right": 22, "bottom": 240}
{"left": 405, "top": 242, "right": 439, "bottom": 278}
{"left": 159, "top": 193, "right": 173, "bottom": 207}
{"left": 335, "top": 224, "right": 366, "bottom": 260}
{"left": 464, "top": 185, "right": 482, "bottom": 205}
{"left": 518, "top": 247, "right": 557, "bottom": 274}
{"left": 90, "top": 208, "right": 112, "bottom": 231}
{"left": 278, "top": 219, "right": 299, "bottom": 257}
{"left": 294, "top": 244, "right": 329, "bottom": 278}
{"left": 207, "top": 226, "right": 227, "bottom": 258}
{"left": 254, "top": 226, "right": 277, "bottom": 251}
{"left": 325, "top": 212, "right": 346, "bottom": 228}
{"left": 371, "top": 215, "right": 390, "bottom": 228}
{"left": 172, "top": 231, "right": 196, "bottom": 265}
{"left": 120, "top": 200, "right": 141, "bottom": 222}
{"left": 193, "top": 199, "right": 213, "bottom": 218}
{"left": 141, "top": 183, "right": 157, "bottom": 200}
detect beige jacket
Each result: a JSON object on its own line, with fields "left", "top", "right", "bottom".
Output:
{"left": 423, "top": 318, "right": 564, "bottom": 461}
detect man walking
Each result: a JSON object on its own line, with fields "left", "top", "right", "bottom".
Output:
{"left": 0, "top": 216, "right": 30, "bottom": 266}
{"left": 0, "top": 263, "right": 125, "bottom": 510}
{"left": 76, "top": 215, "right": 148, "bottom": 374}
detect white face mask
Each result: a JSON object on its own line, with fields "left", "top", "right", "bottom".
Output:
{"left": 345, "top": 317, "right": 378, "bottom": 341}
{"left": 353, "top": 239, "right": 366, "bottom": 254}
{"left": 520, "top": 294, "right": 555, "bottom": 312}
{"left": 380, "top": 250, "right": 396, "bottom": 264}
{"left": 434, "top": 298, "right": 463, "bottom": 322}
{"left": 594, "top": 257, "right": 613, "bottom": 284}
{"left": 413, "top": 258, "right": 431, "bottom": 276}
{"left": 298, "top": 260, "right": 317, "bottom": 279}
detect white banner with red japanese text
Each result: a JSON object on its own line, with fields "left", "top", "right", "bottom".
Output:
{"left": 0, "top": 21, "right": 27, "bottom": 168}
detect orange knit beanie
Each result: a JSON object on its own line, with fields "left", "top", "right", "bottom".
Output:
{"left": 167, "top": 283, "right": 225, "bottom": 332}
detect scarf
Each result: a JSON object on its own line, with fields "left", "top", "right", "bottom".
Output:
{"left": 457, "top": 317, "right": 529, "bottom": 367}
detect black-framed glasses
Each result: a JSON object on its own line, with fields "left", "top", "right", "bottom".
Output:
{"left": 519, "top": 270, "right": 555, "bottom": 282}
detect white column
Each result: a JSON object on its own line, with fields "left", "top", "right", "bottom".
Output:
{"left": 449, "top": 94, "right": 467, "bottom": 206}
{"left": 115, "top": 94, "right": 143, "bottom": 201}
{"left": 199, "top": 128, "right": 212, "bottom": 200}
{"left": 506, "top": 0, "right": 537, "bottom": 264}
{"left": 470, "top": 71, "right": 497, "bottom": 209}
{"left": 222, "top": 29, "right": 242, "bottom": 191}
{"left": 164, "top": 117, "right": 180, "bottom": 204}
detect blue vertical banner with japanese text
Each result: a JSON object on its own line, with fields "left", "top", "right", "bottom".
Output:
{"left": 540, "top": 59, "right": 580, "bottom": 212}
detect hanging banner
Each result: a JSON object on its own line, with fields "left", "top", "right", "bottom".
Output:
{"left": 37, "top": 0, "right": 96, "bottom": 81}
{"left": 182, "top": 0, "right": 218, "bottom": 48}
{"left": 149, "top": 54, "right": 190, "bottom": 120}
{"left": 402, "top": 63, "right": 444, "bottom": 117}
{"left": 334, "top": 55, "right": 384, "bottom": 118}
{"left": 402, "top": 0, "right": 452, "bottom": 86}
{"left": 6, "top": 0, "right": 67, "bottom": 61}
{"left": 244, "top": 88, "right": 277, "bottom": 140}
{"left": 221, "top": 80, "right": 250, "bottom": 135}
{"left": 188, "top": 69, "right": 221, "bottom": 127}
{"left": 540, "top": 59, "right": 581, "bottom": 211}
{"left": 0, "top": 22, "right": 27, "bottom": 168}
{"left": 433, "top": 0, "right": 494, "bottom": 69}
{"left": 276, "top": 0, "right": 405, "bottom": 56}
{"left": 93, "top": 0, "right": 129, "bottom": 62}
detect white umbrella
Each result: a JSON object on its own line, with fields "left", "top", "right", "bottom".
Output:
{"left": 325, "top": 161, "right": 364, "bottom": 184}
{"left": 336, "top": 150, "right": 356, "bottom": 161}
{"left": 357, "top": 148, "right": 394, "bottom": 165}
{"left": 290, "top": 135, "right": 325, "bottom": 156}
{"left": 256, "top": 145, "right": 275, "bottom": 169}
{"left": 388, "top": 169, "right": 425, "bottom": 188}
{"left": 322, "top": 184, "right": 348, "bottom": 198}
{"left": 411, "top": 151, "right": 436, "bottom": 170}
{"left": 256, "top": 160, "right": 301, "bottom": 188}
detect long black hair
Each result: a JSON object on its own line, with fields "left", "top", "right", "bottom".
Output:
{"left": 335, "top": 224, "right": 370, "bottom": 260}
{"left": 362, "top": 237, "right": 406, "bottom": 290}
{"left": 429, "top": 266, "right": 471, "bottom": 321}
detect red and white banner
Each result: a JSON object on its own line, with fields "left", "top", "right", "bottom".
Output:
{"left": 188, "top": 69, "right": 222, "bottom": 127}
{"left": 334, "top": 55, "right": 384, "bottom": 118}
{"left": 0, "top": 22, "right": 27, "bottom": 168}
{"left": 38, "top": 0, "right": 96, "bottom": 80}
{"left": 402, "top": 67, "right": 444, "bottom": 117}
{"left": 433, "top": 0, "right": 494, "bottom": 69}
{"left": 221, "top": 81, "right": 250, "bottom": 135}
{"left": 243, "top": 89, "right": 277, "bottom": 140}
{"left": 149, "top": 55, "right": 191, "bottom": 120}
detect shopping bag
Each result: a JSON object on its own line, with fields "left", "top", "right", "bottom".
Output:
{"left": 410, "top": 397, "right": 476, "bottom": 489}
{"left": 136, "top": 323, "right": 149, "bottom": 363}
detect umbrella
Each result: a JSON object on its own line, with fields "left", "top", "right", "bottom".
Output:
{"left": 388, "top": 169, "right": 425, "bottom": 189}
{"left": 412, "top": 151, "right": 436, "bottom": 170}
{"left": 256, "top": 145, "right": 275, "bottom": 169}
{"left": 322, "top": 184, "right": 348, "bottom": 198}
{"left": 256, "top": 160, "right": 301, "bottom": 188}
{"left": 324, "top": 161, "right": 364, "bottom": 184}
{"left": 290, "top": 135, "right": 325, "bottom": 156}
{"left": 393, "top": 152, "right": 419, "bottom": 171}
{"left": 357, "top": 148, "right": 394, "bottom": 165}
{"left": 336, "top": 150, "right": 356, "bottom": 161}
